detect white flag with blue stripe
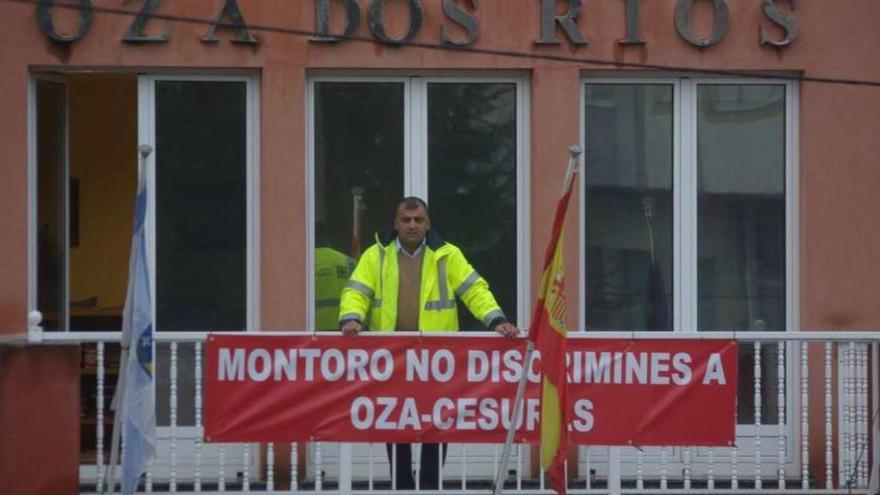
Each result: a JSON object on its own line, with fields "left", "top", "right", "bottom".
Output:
{"left": 120, "top": 169, "right": 155, "bottom": 495}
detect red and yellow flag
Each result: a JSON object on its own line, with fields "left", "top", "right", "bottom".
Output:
{"left": 528, "top": 164, "right": 577, "bottom": 495}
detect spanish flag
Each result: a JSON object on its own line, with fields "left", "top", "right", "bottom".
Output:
{"left": 528, "top": 153, "right": 578, "bottom": 495}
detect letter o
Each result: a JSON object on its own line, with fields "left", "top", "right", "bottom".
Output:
{"left": 367, "top": 0, "right": 423, "bottom": 45}
{"left": 247, "top": 349, "right": 272, "bottom": 382}
{"left": 321, "top": 349, "right": 345, "bottom": 381}
{"left": 371, "top": 349, "right": 394, "bottom": 381}
{"left": 674, "top": 0, "right": 729, "bottom": 48}
{"left": 37, "top": 0, "right": 94, "bottom": 43}
{"left": 351, "top": 397, "right": 375, "bottom": 430}
{"left": 431, "top": 350, "right": 455, "bottom": 382}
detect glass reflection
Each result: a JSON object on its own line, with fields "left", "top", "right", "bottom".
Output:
{"left": 155, "top": 81, "right": 247, "bottom": 332}
{"left": 313, "top": 82, "right": 405, "bottom": 330}
{"left": 697, "top": 84, "right": 785, "bottom": 333}
{"left": 584, "top": 84, "right": 674, "bottom": 331}
{"left": 428, "top": 83, "right": 518, "bottom": 329}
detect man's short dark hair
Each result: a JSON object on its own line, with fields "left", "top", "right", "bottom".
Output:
{"left": 399, "top": 196, "right": 429, "bottom": 217}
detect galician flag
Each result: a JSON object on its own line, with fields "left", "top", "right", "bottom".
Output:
{"left": 528, "top": 150, "right": 579, "bottom": 495}
{"left": 120, "top": 160, "right": 155, "bottom": 495}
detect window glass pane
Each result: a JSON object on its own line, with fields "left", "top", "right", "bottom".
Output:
{"left": 428, "top": 82, "right": 518, "bottom": 329}
{"left": 697, "top": 85, "right": 785, "bottom": 333}
{"left": 36, "top": 80, "right": 67, "bottom": 332}
{"left": 313, "top": 82, "right": 404, "bottom": 330}
{"left": 155, "top": 81, "right": 247, "bottom": 331}
{"left": 697, "top": 84, "right": 786, "bottom": 424}
{"left": 584, "top": 84, "right": 674, "bottom": 331}
{"left": 68, "top": 75, "right": 137, "bottom": 332}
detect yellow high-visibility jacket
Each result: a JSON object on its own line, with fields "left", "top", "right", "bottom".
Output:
{"left": 338, "top": 230, "right": 506, "bottom": 331}
{"left": 314, "top": 247, "right": 356, "bottom": 331}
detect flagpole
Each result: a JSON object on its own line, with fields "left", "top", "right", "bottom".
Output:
{"left": 104, "top": 349, "right": 128, "bottom": 495}
{"left": 492, "top": 145, "right": 582, "bottom": 495}
{"left": 104, "top": 144, "right": 152, "bottom": 495}
{"left": 351, "top": 186, "right": 364, "bottom": 259}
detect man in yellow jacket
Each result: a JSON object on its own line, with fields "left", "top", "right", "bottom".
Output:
{"left": 339, "top": 196, "right": 518, "bottom": 489}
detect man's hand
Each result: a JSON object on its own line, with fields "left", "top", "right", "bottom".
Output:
{"left": 494, "top": 322, "right": 520, "bottom": 338}
{"left": 341, "top": 320, "right": 363, "bottom": 336}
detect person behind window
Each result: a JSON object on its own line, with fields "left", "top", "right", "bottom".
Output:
{"left": 338, "top": 196, "right": 518, "bottom": 490}
{"left": 314, "top": 246, "right": 355, "bottom": 331}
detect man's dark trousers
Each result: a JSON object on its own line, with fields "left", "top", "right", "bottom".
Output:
{"left": 386, "top": 443, "right": 448, "bottom": 490}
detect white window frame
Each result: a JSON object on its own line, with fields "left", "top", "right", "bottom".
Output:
{"left": 27, "top": 71, "right": 261, "bottom": 336}
{"left": 305, "top": 72, "right": 531, "bottom": 332}
{"left": 27, "top": 74, "right": 70, "bottom": 332}
{"left": 579, "top": 75, "right": 799, "bottom": 338}
{"left": 578, "top": 75, "right": 800, "bottom": 475}
{"left": 139, "top": 73, "right": 261, "bottom": 336}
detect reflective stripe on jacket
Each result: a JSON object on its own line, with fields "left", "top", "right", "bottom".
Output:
{"left": 338, "top": 230, "right": 505, "bottom": 332}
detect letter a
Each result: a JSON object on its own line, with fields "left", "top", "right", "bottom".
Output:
{"left": 702, "top": 353, "right": 727, "bottom": 385}
{"left": 202, "top": 0, "right": 258, "bottom": 44}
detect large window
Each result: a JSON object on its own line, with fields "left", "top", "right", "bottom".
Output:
{"left": 309, "top": 76, "right": 526, "bottom": 331}
{"left": 32, "top": 74, "right": 257, "bottom": 334}
{"left": 583, "top": 78, "right": 795, "bottom": 423}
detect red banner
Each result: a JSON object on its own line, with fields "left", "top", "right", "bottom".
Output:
{"left": 205, "top": 335, "right": 737, "bottom": 446}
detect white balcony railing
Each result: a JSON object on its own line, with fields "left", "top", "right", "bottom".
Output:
{"left": 14, "top": 323, "right": 880, "bottom": 495}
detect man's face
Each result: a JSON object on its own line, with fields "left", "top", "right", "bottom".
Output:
{"left": 394, "top": 203, "right": 430, "bottom": 250}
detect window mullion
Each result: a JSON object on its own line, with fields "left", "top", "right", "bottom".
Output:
{"left": 408, "top": 77, "right": 429, "bottom": 200}
{"left": 137, "top": 75, "right": 158, "bottom": 332}
{"left": 516, "top": 79, "right": 530, "bottom": 330}
{"left": 786, "top": 82, "right": 798, "bottom": 334}
{"left": 247, "top": 76, "right": 259, "bottom": 334}
{"left": 678, "top": 78, "right": 698, "bottom": 333}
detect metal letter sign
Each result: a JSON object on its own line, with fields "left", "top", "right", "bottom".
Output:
{"left": 536, "top": 0, "right": 589, "bottom": 46}
{"left": 619, "top": 0, "right": 645, "bottom": 45}
{"left": 760, "top": 0, "right": 798, "bottom": 47}
{"left": 368, "top": 0, "right": 423, "bottom": 45}
{"left": 674, "top": 0, "right": 729, "bottom": 48}
{"left": 441, "top": 0, "right": 479, "bottom": 47}
{"left": 313, "top": 0, "right": 361, "bottom": 42}
{"left": 37, "top": 0, "right": 93, "bottom": 43}
{"left": 32, "top": 0, "right": 797, "bottom": 50}
{"left": 123, "top": 0, "right": 171, "bottom": 43}
{"left": 202, "top": 0, "right": 258, "bottom": 44}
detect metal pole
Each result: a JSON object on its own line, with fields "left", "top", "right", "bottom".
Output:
{"left": 493, "top": 340, "right": 535, "bottom": 495}
{"left": 351, "top": 186, "right": 364, "bottom": 260}
{"left": 103, "top": 348, "right": 129, "bottom": 495}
